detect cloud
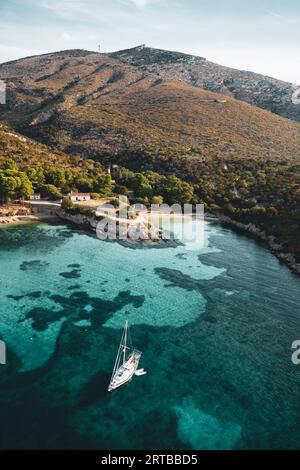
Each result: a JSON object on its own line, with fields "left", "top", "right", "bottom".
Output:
{"left": 1, "top": 0, "right": 300, "bottom": 84}
{"left": 128, "top": 0, "right": 152, "bottom": 8}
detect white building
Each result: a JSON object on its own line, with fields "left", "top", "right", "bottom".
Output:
{"left": 29, "top": 193, "right": 41, "bottom": 200}
{"left": 69, "top": 192, "right": 91, "bottom": 202}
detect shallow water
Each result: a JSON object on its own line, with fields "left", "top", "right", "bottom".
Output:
{"left": 0, "top": 220, "right": 300, "bottom": 449}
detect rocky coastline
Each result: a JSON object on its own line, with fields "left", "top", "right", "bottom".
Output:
{"left": 0, "top": 204, "right": 38, "bottom": 226}
{"left": 205, "top": 213, "right": 300, "bottom": 276}
{"left": 3, "top": 202, "right": 297, "bottom": 275}
{"left": 55, "top": 207, "right": 170, "bottom": 246}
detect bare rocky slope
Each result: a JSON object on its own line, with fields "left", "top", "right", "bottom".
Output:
{"left": 0, "top": 48, "right": 300, "bottom": 165}
{"left": 110, "top": 45, "right": 300, "bottom": 123}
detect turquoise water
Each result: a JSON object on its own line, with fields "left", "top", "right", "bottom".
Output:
{"left": 0, "top": 220, "right": 300, "bottom": 449}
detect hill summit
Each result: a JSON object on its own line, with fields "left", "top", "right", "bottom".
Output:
{"left": 0, "top": 47, "right": 300, "bottom": 164}
{"left": 109, "top": 45, "right": 300, "bottom": 123}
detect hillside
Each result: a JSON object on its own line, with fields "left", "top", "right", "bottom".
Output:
{"left": 0, "top": 121, "right": 104, "bottom": 174}
{"left": 0, "top": 122, "right": 112, "bottom": 201}
{"left": 0, "top": 49, "right": 300, "bottom": 165}
{"left": 110, "top": 45, "right": 300, "bottom": 123}
{"left": 0, "top": 48, "right": 299, "bottom": 267}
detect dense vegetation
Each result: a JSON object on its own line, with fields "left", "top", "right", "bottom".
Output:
{"left": 1, "top": 120, "right": 299, "bottom": 263}
{"left": 0, "top": 123, "right": 114, "bottom": 201}
{"left": 6, "top": 112, "right": 293, "bottom": 238}
{"left": 0, "top": 123, "right": 194, "bottom": 207}
{"left": 0, "top": 159, "right": 33, "bottom": 202}
{"left": 113, "top": 167, "right": 195, "bottom": 205}
{"left": 124, "top": 152, "right": 300, "bottom": 262}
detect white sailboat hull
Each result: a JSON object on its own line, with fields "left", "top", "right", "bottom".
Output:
{"left": 108, "top": 350, "right": 142, "bottom": 392}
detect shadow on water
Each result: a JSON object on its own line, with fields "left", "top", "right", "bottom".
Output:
{"left": 12, "top": 289, "right": 145, "bottom": 332}
{"left": 76, "top": 372, "right": 111, "bottom": 408}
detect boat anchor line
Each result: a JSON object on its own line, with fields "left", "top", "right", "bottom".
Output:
{"left": 108, "top": 320, "right": 146, "bottom": 392}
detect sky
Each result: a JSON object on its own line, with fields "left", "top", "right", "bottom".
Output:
{"left": 0, "top": 0, "right": 300, "bottom": 84}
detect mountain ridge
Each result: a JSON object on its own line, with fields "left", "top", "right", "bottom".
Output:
{"left": 108, "top": 45, "right": 300, "bottom": 122}
{"left": 1, "top": 45, "right": 299, "bottom": 123}
{"left": 0, "top": 47, "right": 300, "bottom": 166}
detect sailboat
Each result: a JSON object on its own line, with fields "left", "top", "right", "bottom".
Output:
{"left": 108, "top": 320, "right": 146, "bottom": 392}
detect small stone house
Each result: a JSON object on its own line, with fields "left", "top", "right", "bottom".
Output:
{"left": 69, "top": 192, "right": 91, "bottom": 202}
{"left": 29, "top": 193, "right": 41, "bottom": 200}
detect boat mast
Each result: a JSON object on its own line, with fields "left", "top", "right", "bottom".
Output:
{"left": 123, "top": 320, "right": 128, "bottom": 364}
{"left": 109, "top": 322, "right": 126, "bottom": 387}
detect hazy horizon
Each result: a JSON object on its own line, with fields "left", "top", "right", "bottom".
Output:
{"left": 0, "top": 0, "right": 299, "bottom": 84}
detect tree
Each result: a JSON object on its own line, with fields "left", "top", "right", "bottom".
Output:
{"left": 152, "top": 195, "right": 164, "bottom": 205}
{"left": 130, "top": 173, "right": 152, "bottom": 198}
{"left": 224, "top": 203, "right": 236, "bottom": 215}
{"left": 0, "top": 172, "right": 18, "bottom": 202}
{"left": 26, "top": 167, "right": 45, "bottom": 188}
{"left": 17, "top": 172, "right": 34, "bottom": 199}
{"left": 146, "top": 171, "right": 162, "bottom": 185}
{"left": 156, "top": 175, "right": 194, "bottom": 205}
{"left": 75, "top": 177, "right": 93, "bottom": 192}
{"left": 266, "top": 206, "right": 279, "bottom": 217}
{"left": 61, "top": 196, "right": 74, "bottom": 211}
{"left": 113, "top": 185, "right": 129, "bottom": 196}
{"left": 93, "top": 174, "right": 112, "bottom": 196}
{"left": 40, "top": 184, "right": 62, "bottom": 200}
{"left": 115, "top": 167, "right": 135, "bottom": 185}
{"left": 45, "top": 167, "right": 66, "bottom": 187}
{"left": 2, "top": 159, "right": 18, "bottom": 171}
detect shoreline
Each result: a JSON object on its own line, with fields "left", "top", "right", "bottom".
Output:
{"left": 0, "top": 215, "right": 40, "bottom": 226}
{"left": 1, "top": 205, "right": 298, "bottom": 276}
{"left": 205, "top": 212, "right": 300, "bottom": 276}
{"left": 0, "top": 213, "right": 59, "bottom": 227}
{"left": 56, "top": 208, "right": 300, "bottom": 275}
{"left": 55, "top": 208, "right": 170, "bottom": 246}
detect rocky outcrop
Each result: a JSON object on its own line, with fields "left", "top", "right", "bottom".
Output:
{"left": 56, "top": 208, "right": 98, "bottom": 231}
{"left": 0, "top": 204, "right": 31, "bottom": 217}
{"left": 30, "top": 110, "right": 54, "bottom": 126}
{"left": 109, "top": 45, "right": 206, "bottom": 66}
{"left": 56, "top": 208, "right": 169, "bottom": 245}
